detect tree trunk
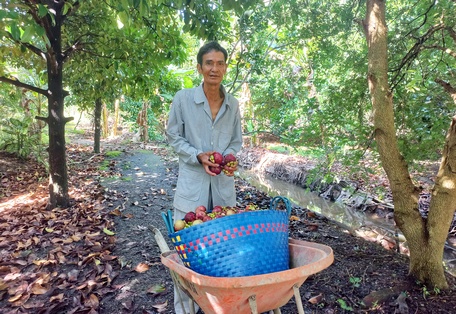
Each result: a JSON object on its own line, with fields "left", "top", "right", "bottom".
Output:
{"left": 102, "top": 103, "right": 109, "bottom": 138}
{"left": 113, "top": 99, "right": 120, "bottom": 136}
{"left": 94, "top": 98, "right": 102, "bottom": 153}
{"left": 46, "top": 2, "right": 70, "bottom": 209}
{"left": 136, "top": 101, "right": 149, "bottom": 142}
{"left": 364, "top": 0, "right": 451, "bottom": 289}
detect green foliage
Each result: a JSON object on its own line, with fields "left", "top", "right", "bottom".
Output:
{"left": 105, "top": 151, "right": 122, "bottom": 158}
{"left": 0, "top": 117, "right": 43, "bottom": 160}
{"left": 349, "top": 276, "right": 361, "bottom": 288}
{"left": 336, "top": 299, "right": 353, "bottom": 311}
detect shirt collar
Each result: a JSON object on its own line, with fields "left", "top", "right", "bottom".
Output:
{"left": 194, "top": 83, "right": 229, "bottom": 107}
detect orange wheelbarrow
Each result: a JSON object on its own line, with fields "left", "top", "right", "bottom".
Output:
{"left": 152, "top": 227, "right": 334, "bottom": 314}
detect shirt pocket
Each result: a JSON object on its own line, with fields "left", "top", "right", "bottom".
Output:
{"left": 176, "top": 167, "right": 203, "bottom": 201}
{"left": 214, "top": 130, "right": 233, "bottom": 152}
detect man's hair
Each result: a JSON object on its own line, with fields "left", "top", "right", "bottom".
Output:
{"left": 197, "top": 41, "right": 228, "bottom": 66}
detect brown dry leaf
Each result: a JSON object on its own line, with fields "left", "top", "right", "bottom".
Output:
{"left": 307, "top": 211, "right": 317, "bottom": 218}
{"left": 56, "top": 252, "right": 67, "bottom": 263}
{"left": 0, "top": 279, "right": 7, "bottom": 290}
{"left": 22, "top": 299, "right": 46, "bottom": 309}
{"left": 71, "top": 234, "right": 82, "bottom": 241}
{"left": 308, "top": 293, "right": 323, "bottom": 304}
{"left": 306, "top": 223, "right": 319, "bottom": 231}
{"left": 10, "top": 292, "right": 30, "bottom": 307}
{"left": 84, "top": 293, "right": 99, "bottom": 309}
{"left": 29, "top": 282, "right": 50, "bottom": 295}
{"left": 134, "top": 262, "right": 149, "bottom": 273}
{"left": 33, "top": 259, "right": 57, "bottom": 267}
{"left": 122, "top": 300, "right": 134, "bottom": 310}
{"left": 289, "top": 215, "right": 300, "bottom": 221}
{"left": 152, "top": 300, "right": 168, "bottom": 312}
{"left": 8, "top": 293, "right": 24, "bottom": 303}
{"left": 109, "top": 208, "right": 122, "bottom": 216}
{"left": 101, "top": 254, "right": 117, "bottom": 261}
{"left": 49, "top": 293, "right": 64, "bottom": 302}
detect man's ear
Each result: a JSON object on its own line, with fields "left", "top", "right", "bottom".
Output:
{"left": 197, "top": 64, "right": 202, "bottom": 74}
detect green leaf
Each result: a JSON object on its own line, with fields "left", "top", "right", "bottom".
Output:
{"left": 10, "top": 23, "right": 20, "bottom": 41}
{"left": 21, "top": 25, "right": 34, "bottom": 42}
{"left": 35, "top": 24, "right": 45, "bottom": 37}
{"left": 139, "top": 0, "right": 149, "bottom": 16}
{"left": 103, "top": 228, "right": 115, "bottom": 236}
{"left": 37, "top": 4, "right": 48, "bottom": 18}
{"left": 63, "top": 2, "right": 73, "bottom": 15}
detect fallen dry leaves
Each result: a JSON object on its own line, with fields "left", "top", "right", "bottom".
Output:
{"left": 0, "top": 146, "right": 152, "bottom": 313}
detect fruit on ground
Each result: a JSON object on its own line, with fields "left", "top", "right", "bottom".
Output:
{"left": 174, "top": 220, "right": 186, "bottom": 232}
{"left": 184, "top": 211, "right": 196, "bottom": 223}
{"left": 209, "top": 152, "right": 224, "bottom": 164}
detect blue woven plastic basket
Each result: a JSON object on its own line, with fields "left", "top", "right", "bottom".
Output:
{"left": 167, "top": 196, "right": 291, "bottom": 277}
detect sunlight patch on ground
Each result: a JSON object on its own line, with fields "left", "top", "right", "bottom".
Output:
{"left": 0, "top": 192, "right": 46, "bottom": 214}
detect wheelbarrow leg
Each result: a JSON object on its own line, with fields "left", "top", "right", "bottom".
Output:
{"left": 293, "top": 284, "right": 305, "bottom": 314}
{"left": 248, "top": 296, "right": 278, "bottom": 314}
{"left": 150, "top": 226, "right": 196, "bottom": 314}
{"left": 248, "top": 295, "right": 258, "bottom": 314}
{"left": 188, "top": 299, "right": 196, "bottom": 314}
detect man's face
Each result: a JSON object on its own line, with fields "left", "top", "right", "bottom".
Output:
{"left": 197, "top": 50, "right": 227, "bottom": 86}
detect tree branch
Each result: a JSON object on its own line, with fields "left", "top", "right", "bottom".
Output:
{"left": 3, "top": 31, "right": 46, "bottom": 59}
{"left": 0, "top": 76, "right": 48, "bottom": 96}
{"left": 435, "top": 78, "right": 456, "bottom": 103}
{"left": 446, "top": 26, "right": 456, "bottom": 43}
{"left": 390, "top": 22, "right": 445, "bottom": 90}
{"left": 422, "top": 44, "right": 456, "bottom": 58}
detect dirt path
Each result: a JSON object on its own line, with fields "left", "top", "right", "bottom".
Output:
{"left": 97, "top": 148, "right": 178, "bottom": 313}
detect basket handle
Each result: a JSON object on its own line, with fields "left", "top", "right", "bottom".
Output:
{"left": 161, "top": 210, "right": 174, "bottom": 234}
{"left": 269, "top": 196, "right": 292, "bottom": 216}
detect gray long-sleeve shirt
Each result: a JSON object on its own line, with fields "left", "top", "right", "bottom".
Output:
{"left": 166, "top": 83, "right": 243, "bottom": 212}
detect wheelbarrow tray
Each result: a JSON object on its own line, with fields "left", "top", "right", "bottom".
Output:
{"left": 161, "top": 238, "right": 334, "bottom": 314}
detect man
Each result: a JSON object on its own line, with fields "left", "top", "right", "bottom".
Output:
{"left": 165, "top": 41, "right": 243, "bottom": 314}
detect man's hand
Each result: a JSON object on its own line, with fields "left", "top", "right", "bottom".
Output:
{"left": 222, "top": 163, "right": 238, "bottom": 177}
{"left": 197, "top": 152, "right": 220, "bottom": 176}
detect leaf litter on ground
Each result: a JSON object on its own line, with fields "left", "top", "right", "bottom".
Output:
{"left": 0, "top": 138, "right": 455, "bottom": 314}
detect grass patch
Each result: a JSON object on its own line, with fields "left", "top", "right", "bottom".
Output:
{"left": 267, "top": 144, "right": 290, "bottom": 154}
{"left": 294, "top": 146, "right": 326, "bottom": 159}
{"left": 105, "top": 151, "right": 122, "bottom": 158}
{"left": 99, "top": 160, "right": 110, "bottom": 171}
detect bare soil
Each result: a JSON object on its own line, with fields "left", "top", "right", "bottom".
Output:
{"left": 0, "top": 133, "right": 455, "bottom": 314}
